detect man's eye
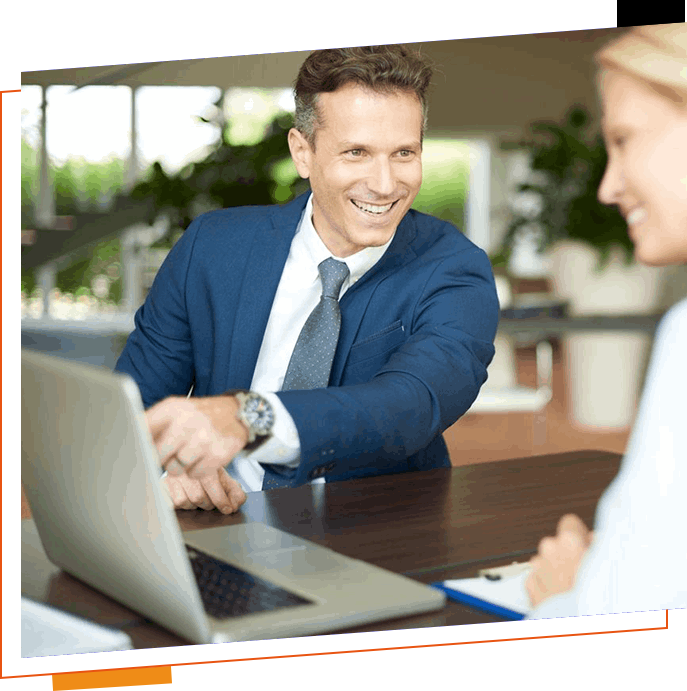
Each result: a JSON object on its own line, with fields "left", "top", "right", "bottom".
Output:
{"left": 347, "top": 149, "right": 363, "bottom": 157}
{"left": 399, "top": 150, "right": 413, "bottom": 157}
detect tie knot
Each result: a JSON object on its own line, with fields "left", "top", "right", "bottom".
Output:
{"left": 318, "top": 258, "right": 350, "bottom": 299}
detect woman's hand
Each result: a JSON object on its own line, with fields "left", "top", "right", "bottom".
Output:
{"left": 526, "top": 514, "right": 594, "bottom": 607}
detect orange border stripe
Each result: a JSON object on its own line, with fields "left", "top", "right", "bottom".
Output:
{"left": 52, "top": 666, "right": 172, "bottom": 690}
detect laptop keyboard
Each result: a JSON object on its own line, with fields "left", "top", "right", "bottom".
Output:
{"left": 186, "top": 545, "right": 313, "bottom": 620}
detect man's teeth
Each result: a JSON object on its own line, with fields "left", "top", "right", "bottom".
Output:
{"left": 352, "top": 200, "right": 394, "bottom": 214}
{"left": 627, "top": 207, "right": 647, "bottom": 225}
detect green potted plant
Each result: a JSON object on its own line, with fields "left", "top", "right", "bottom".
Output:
{"left": 495, "top": 105, "right": 666, "bottom": 314}
{"left": 495, "top": 105, "right": 667, "bottom": 431}
{"left": 496, "top": 105, "right": 632, "bottom": 269}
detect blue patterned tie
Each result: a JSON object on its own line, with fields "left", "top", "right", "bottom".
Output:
{"left": 262, "top": 258, "right": 349, "bottom": 490}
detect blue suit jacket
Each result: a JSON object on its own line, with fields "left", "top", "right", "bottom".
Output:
{"left": 115, "top": 192, "right": 499, "bottom": 486}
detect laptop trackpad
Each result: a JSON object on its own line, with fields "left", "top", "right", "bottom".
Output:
{"left": 248, "top": 545, "right": 345, "bottom": 575}
{"left": 184, "top": 523, "right": 355, "bottom": 578}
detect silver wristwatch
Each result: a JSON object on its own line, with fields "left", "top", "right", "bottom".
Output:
{"left": 232, "top": 391, "right": 275, "bottom": 451}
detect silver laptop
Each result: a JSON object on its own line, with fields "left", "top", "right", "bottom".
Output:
{"left": 21, "top": 349, "right": 445, "bottom": 645}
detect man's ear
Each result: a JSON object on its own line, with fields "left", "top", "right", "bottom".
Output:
{"left": 288, "top": 128, "right": 312, "bottom": 179}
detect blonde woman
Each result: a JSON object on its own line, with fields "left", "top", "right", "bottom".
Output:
{"left": 526, "top": 23, "right": 687, "bottom": 618}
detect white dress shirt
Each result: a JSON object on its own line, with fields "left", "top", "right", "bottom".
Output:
{"left": 226, "top": 194, "right": 394, "bottom": 492}
{"left": 528, "top": 297, "right": 687, "bottom": 618}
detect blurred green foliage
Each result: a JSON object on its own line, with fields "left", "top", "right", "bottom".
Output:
{"left": 22, "top": 101, "right": 306, "bottom": 300}
{"left": 22, "top": 237, "right": 123, "bottom": 302}
{"left": 21, "top": 141, "right": 126, "bottom": 299}
{"left": 498, "top": 105, "right": 631, "bottom": 270}
{"left": 131, "top": 106, "right": 309, "bottom": 247}
{"left": 21, "top": 141, "right": 125, "bottom": 220}
{"left": 412, "top": 139, "right": 468, "bottom": 230}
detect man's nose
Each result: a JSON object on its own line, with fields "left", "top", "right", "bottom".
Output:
{"left": 367, "top": 158, "right": 396, "bottom": 198}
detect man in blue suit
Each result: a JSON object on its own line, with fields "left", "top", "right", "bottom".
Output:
{"left": 115, "top": 45, "right": 499, "bottom": 513}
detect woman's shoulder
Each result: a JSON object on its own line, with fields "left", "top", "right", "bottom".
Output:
{"left": 643, "top": 296, "right": 687, "bottom": 401}
{"left": 655, "top": 297, "right": 687, "bottom": 350}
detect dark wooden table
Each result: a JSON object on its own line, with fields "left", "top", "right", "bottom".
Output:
{"left": 22, "top": 450, "right": 622, "bottom": 648}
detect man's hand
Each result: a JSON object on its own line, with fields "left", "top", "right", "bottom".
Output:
{"left": 526, "top": 514, "right": 594, "bottom": 608}
{"left": 164, "top": 468, "right": 247, "bottom": 514}
{"left": 146, "top": 396, "right": 249, "bottom": 478}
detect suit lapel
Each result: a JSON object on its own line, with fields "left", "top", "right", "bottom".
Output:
{"left": 329, "top": 211, "right": 418, "bottom": 385}
{"left": 228, "top": 193, "right": 309, "bottom": 388}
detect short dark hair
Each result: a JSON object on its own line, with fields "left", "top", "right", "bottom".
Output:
{"left": 293, "top": 45, "right": 433, "bottom": 146}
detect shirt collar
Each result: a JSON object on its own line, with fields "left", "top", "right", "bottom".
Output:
{"left": 295, "top": 193, "right": 394, "bottom": 287}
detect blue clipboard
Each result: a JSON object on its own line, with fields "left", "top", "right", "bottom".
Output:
{"left": 431, "top": 582, "right": 526, "bottom": 620}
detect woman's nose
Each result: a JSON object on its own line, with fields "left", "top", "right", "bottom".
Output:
{"left": 598, "top": 159, "right": 624, "bottom": 206}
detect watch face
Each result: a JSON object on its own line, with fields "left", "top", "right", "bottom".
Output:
{"left": 243, "top": 395, "right": 274, "bottom": 436}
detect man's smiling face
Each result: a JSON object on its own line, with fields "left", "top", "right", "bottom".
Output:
{"left": 288, "top": 83, "right": 424, "bottom": 258}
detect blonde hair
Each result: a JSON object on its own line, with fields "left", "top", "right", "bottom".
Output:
{"left": 595, "top": 23, "right": 687, "bottom": 107}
